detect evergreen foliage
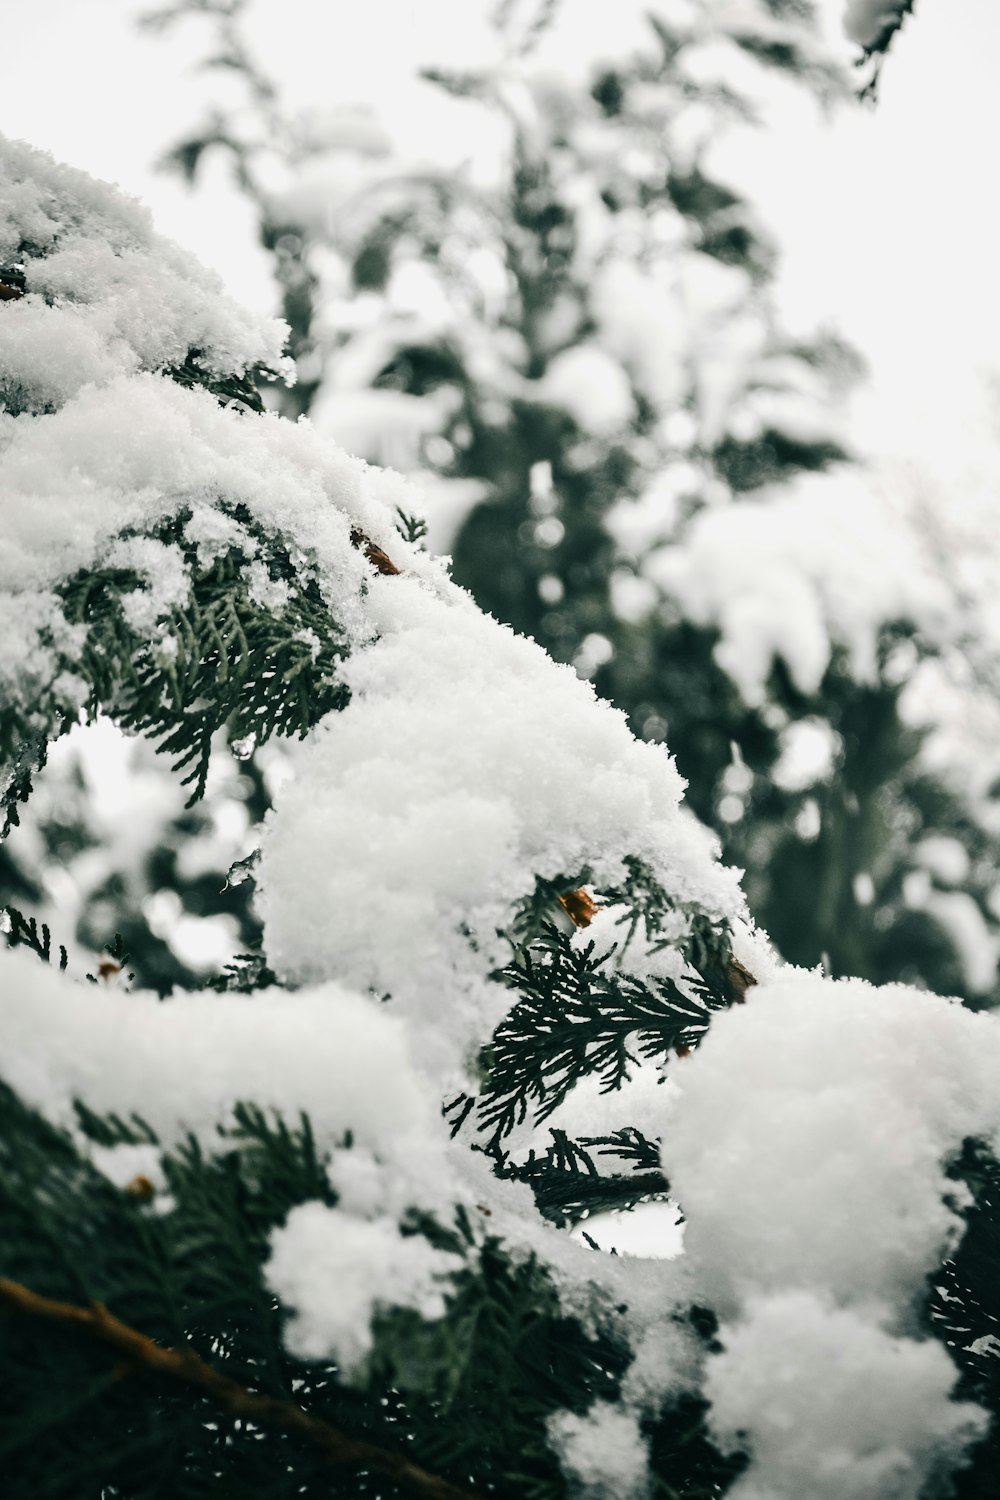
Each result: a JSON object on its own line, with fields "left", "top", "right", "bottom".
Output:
{"left": 478, "top": 923, "right": 730, "bottom": 1147}
{"left": 0, "top": 134, "right": 754, "bottom": 1493}
{"left": 2, "top": 16, "right": 1000, "bottom": 1497}
{"left": 0, "top": 1009, "right": 734, "bottom": 1500}
{"left": 56, "top": 505, "right": 351, "bottom": 803}
{"left": 142, "top": 0, "right": 1000, "bottom": 1009}
{"left": 926, "top": 1140, "right": 1000, "bottom": 1497}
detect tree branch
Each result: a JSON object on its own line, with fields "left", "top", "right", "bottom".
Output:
{"left": 0, "top": 1276, "right": 480, "bottom": 1500}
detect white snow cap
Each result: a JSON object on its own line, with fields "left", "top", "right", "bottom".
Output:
{"left": 665, "top": 972, "right": 1000, "bottom": 1312}
{"left": 0, "top": 945, "right": 452, "bottom": 1209}
{"left": 266, "top": 1202, "right": 462, "bottom": 1375}
{"left": 256, "top": 571, "right": 745, "bottom": 1070}
{"left": 0, "top": 135, "right": 289, "bottom": 401}
{"left": 663, "top": 970, "right": 1000, "bottom": 1491}
{"left": 706, "top": 1292, "right": 985, "bottom": 1500}
{"left": 549, "top": 1402, "right": 650, "bottom": 1499}
{"left": 648, "top": 470, "right": 951, "bottom": 705}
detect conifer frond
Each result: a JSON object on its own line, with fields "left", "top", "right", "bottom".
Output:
{"left": 60, "top": 507, "right": 351, "bottom": 803}
{"left": 479, "top": 925, "right": 730, "bottom": 1147}
{"left": 1, "top": 505, "right": 352, "bottom": 830}
{"left": 490, "top": 1126, "right": 671, "bottom": 1226}
{"left": 0, "top": 1276, "right": 482, "bottom": 1500}
{"left": 1, "top": 903, "right": 67, "bottom": 970}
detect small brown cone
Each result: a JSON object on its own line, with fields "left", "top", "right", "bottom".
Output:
{"left": 349, "top": 527, "right": 400, "bottom": 576}
{"left": 726, "top": 956, "right": 756, "bottom": 1003}
{"left": 125, "top": 1175, "right": 156, "bottom": 1203}
{"left": 558, "top": 888, "right": 602, "bottom": 929}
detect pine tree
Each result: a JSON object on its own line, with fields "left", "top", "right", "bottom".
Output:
{"left": 3, "top": 129, "right": 1000, "bottom": 1500}
{"left": 137, "top": 0, "right": 1000, "bottom": 1009}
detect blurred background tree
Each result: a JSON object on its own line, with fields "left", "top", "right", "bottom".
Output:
{"left": 5, "top": 0, "right": 1000, "bottom": 1006}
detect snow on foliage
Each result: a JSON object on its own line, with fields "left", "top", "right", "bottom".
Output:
{"left": 548, "top": 1401, "right": 649, "bottom": 1498}
{"left": 266, "top": 1202, "right": 463, "bottom": 1373}
{"left": 257, "top": 570, "right": 741, "bottom": 1071}
{"left": 646, "top": 469, "right": 952, "bottom": 706}
{"left": 0, "top": 946, "right": 448, "bottom": 1192}
{"left": 705, "top": 1292, "right": 984, "bottom": 1500}
{"left": 0, "top": 137, "right": 288, "bottom": 395}
{"left": 1, "top": 136, "right": 998, "bottom": 1496}
{"left": 664, "top": 973, "right": 1000, "bottom": 1494}
{"left": 665, "top": 974, "right": 1000, "bottom": 1312}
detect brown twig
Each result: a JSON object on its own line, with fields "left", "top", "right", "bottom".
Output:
{"left": 0, "top": 1276, "right": 479, "bottom": 1500}
{"left": 350, "top": 527, "right": 401, "bottom": 576}
{"left": 558, "top": 887, "right": 602, "bottom": 928}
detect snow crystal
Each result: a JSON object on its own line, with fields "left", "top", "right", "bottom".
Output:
{"left": 0, "top": 592, "right": 85, "bottom": 710}
{"left": 707, "top": 1292, "right": 985, "bottom": 1500}
{"left": 247, "top": 558, "right": 291, "bottom": 613}
{"left": 0, "top": 298, "right": 125, "bottom": 411}
{"left": 549, "top": 1402, "right": 649, "bottom": 1499}
{"left": 265, "top": 1201, "right": 461, "bottom": 1374}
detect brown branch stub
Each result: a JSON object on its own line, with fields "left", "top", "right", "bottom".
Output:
{"left": 350, "top": 527, "right": 401, "bottom": 577}
{"left": 559, "top": 887, "right": 602, "bottom": 928}
{"left": 0, "top": 1276, "right": 480, "bottom": 1500}
{"left": 0, "top": 281, "right": 24, "bottom": 302}
{"left": 726, "top": 956, "right": 756, "bottom": 1003}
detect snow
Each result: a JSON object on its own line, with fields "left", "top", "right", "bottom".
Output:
{"left": 647, "top": 470, "right": 952, "bottom": 706}
{"left": 0, "top": 136, "right": 289, "bottom": 385}
{"left": 902, "top": 882, "right": 1000, "bottom": 997}
{"left": 256, "top": 571, "right": 745, "bottom": 1073}
{"left": 771, "top": 717, "right": 841, "bottom": 793}
{"left": 706, "top": 1292, "right": 985, "bottom": 1500}
{"left": 535, "top": 344, "right": 636, "bottom": 437}
{"left": 105, "top": 535, "right": 190, "bottom": 633}
{"left": 88, "top": 1141, "right": 167, "bottom": 1196}
{"left": 663, "top": 971, "right": 1000, "bottom": 1491}
{"left": 266, "top": 1201, "right": 462, "bottom": 1374}
{"left": 0, "top": 945, "right": 451, "bottom": 1209}
{"left": 5, "top": 133, "right": 1000, "bottom": 1498}
{"left": 548, "top": 1402, "right": 649, "bottom": 1499}
{"left": 664, "top": 973, "right": 1000, "bottom": 1312}
{"left": 590, "top": 259, "right": 687, "bottom": 415}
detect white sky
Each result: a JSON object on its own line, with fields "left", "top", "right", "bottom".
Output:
{"left": 3, "top": 0, "right": 999, "bottom": 465}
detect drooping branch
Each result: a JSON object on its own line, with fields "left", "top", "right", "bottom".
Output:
{"left": 0, "top": 1276, "right": 480, "bottom": 1500}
